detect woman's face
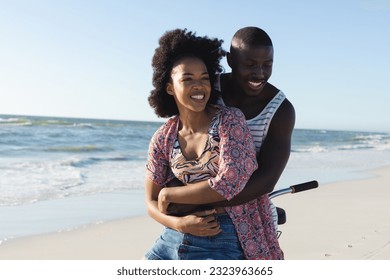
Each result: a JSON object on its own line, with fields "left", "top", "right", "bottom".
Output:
{"left": 166, "top": 56, "right": 211, "bottom": 115}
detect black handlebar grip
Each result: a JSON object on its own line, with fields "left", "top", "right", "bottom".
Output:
{"left": 291, "top": 180, "right": 319, "bottom": 193}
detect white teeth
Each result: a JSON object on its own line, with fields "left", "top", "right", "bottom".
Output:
{"left": 191, "top": 95, "right": 204, "bottom": 100}
{"left": 249, "top": 81, "right": 262, "bottom": 87}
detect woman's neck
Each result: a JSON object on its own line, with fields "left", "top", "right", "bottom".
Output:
{"left": 178, "top": 106, "right": 213, "bottom": 135}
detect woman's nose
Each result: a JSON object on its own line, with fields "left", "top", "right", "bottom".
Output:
{"left": 193, "top": 80, "right": 204, "bottom": 89}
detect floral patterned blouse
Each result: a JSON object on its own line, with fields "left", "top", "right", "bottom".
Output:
{"left": 146, "top": 105, "right": 283, "bottom": 259}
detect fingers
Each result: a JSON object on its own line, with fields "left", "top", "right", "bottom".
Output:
{"left": 195, "top": 214, "right": 221, "bottom": 236}
{"left": 200, "top": 214, "right": 217, "bottom": 224}
{"left": 179, "top": 211, "right": 224, "bottom": 237}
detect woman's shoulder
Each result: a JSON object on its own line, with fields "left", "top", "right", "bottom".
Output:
{"left": 209, "top": 104, "right": 245, "bottom": 127}
{"left": 152, "top": 116, "right": 179, "bottom": 141}
{"left": 218, "top": 105, "right": 245, "bottom": 120}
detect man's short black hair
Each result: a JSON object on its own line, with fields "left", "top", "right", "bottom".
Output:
{"left": 231, "top": 26, "right": 273, "bottom": 53}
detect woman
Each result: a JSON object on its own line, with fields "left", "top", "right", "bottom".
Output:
{"left": 144, "top": 28, "right": 258, "bottom": 260}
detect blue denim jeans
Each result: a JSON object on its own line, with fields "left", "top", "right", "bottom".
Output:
{"left": 145, "top": 214, "right": 244, "bottom": 260}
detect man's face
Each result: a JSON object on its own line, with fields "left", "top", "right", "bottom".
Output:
{"left": 229, "top": 45, "right": 274, "bottom": 97}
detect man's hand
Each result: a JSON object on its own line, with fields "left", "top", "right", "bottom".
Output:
{"left": 157, "top": 178, "right": 183, "bottom": 214}
{"left": 158, "top": 187, "right": 170, "bottom": 214}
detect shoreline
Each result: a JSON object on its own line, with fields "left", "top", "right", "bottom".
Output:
{"left": 0, "top": 166, "right": 389, "bottom": 260}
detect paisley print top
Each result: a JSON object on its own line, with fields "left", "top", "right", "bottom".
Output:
{"left": 146, "top": 105, "right": 283, "bottom": 259}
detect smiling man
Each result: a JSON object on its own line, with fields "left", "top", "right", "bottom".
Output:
{"left": 215, "top": 27, "right": 295, "bottom": 203}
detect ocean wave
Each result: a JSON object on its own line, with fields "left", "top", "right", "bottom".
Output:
{"left": 292, "top": 143, "right": 390, "bottom": 153}
{"left": 0, "top": 117, "right": 98, "bottom": 128}
{"left": 0, "top": 116, "right": 134, "bottom": 129}
{"left": 0, "top": 160, "right": 86, "bottom": 207}
{"left": 292, "top": 145, "right": 328, "bottom": 153}
{"left": 352, "top": 133, "right": 390, "bottom": 151}
{"left": 65, "top": 155, "right": 141, "bottom": 168}
{"left": 0, "top": 117, "right": 32, "bottom": 126}
{"left": 0, "top": 157, "right": 147, "bottom": 207}
{"left": 72, "top": 123, "right": 95, "bottom": 128}
{"left": 0, "top": 117, "right": 20, "bottom": 123}
{"left": 44, "top": 145, "right": 110, "bottom": 153}
{"left": 338, "top": 144, "right": 376, "bottom": 150}
{"left": 291, "top": 131, "right": 390, "bottom": 153}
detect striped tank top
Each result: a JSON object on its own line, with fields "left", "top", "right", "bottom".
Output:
{"left": 214, "top": 75, "right": 286, "bottom": 154}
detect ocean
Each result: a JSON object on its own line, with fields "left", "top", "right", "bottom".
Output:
{"left": 1, "top": 114, "right": 389, "bottom": 241}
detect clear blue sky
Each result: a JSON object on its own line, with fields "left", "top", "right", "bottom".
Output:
{"left": 1, "top": 0, "right": 389, "bottom": 132}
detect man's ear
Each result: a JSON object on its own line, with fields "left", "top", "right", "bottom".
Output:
{"left": 166, "top": 83, "right": 174, "bottom": 95}
{"left": 226, "top": 52, "right": 233, "bottom": 68}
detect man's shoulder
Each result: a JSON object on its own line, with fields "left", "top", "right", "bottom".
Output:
{"left": 265, "top": 83, "right": 294, "bottom": 113}
{"left": 269, "top": 97, "right": 295, "bottom": 132}
{"left": 278, "top": 96, "right": 295, "bottom": 115}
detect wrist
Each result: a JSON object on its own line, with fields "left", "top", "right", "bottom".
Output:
{"left": 173, "top": 216, "right": 185, "bottom": 233}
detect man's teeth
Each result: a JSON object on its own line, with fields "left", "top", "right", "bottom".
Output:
{"left": 249, "top": 81, "right": 262, "bottom": 87}
{"left": 191, "top": 95, "right": 204, "bottom": 100}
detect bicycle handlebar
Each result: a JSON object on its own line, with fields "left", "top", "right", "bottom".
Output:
{"left": 269, "top": 180, "right": 319, "bottom": 199}
{"left": 291, "top": 180, "right": 319, "bottom": 193}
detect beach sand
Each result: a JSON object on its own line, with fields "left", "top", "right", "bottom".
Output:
{"left": 0, "top": 167, "right": 389, "bottom": 260}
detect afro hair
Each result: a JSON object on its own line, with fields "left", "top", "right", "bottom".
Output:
{"left": 148, "top": 28, "right": 225, "bottom": 118}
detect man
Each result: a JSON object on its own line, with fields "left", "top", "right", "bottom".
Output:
{"left": 214, "top": 26, "right": 295, "bottom": 205}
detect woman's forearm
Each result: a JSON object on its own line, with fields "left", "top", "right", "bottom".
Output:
{"left": 145, "top": 178, "right": 183, "bottom": 231}
{"left": 146, "top": 198, "right": 183, "bottom": 230}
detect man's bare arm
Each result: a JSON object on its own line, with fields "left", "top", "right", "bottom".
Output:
{"left": 167, "top": 100, "right": 295, "bottom": 212}
{"left": 214, "top": 100, "right": 295, "bottom": 206}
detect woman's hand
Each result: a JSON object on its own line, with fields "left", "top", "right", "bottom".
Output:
{"left": 177, "top": 210, "right": 221, "bottom": 237}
